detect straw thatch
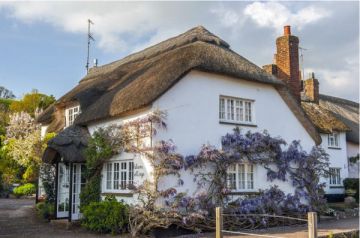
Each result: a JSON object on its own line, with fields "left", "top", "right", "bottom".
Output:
{"left": 319, "top": 94, "right": 359, "bottom": 143}
{"left": 37, "top": 25, "right": 321, "bottom": 144}
{"left": 301, "top": 101, "right": 349, "bottom": 134}
{"left": 42, "top": 125, "right": 90, "bottom": 163}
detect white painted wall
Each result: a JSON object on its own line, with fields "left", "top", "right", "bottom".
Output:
{"left": 319, "top": 132, "right": 348, "bottom": 194}
{"left": 88, "top": 110, "right": 154, "bottom": 204}
{"left": 347, "top": 142, "right": 359, "bottom": 178}
{"left": 152, "top": 70, "right": 316, "bottom": 197}
{"left": 90, "top": 70, "right": 327, "bottom": 203}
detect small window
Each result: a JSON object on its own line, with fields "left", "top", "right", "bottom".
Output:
{"left": 219, "top": 96, "right": 254, "bottom": 124}
{"left": 105, "top": 160, "right": 134, "bottom": 191}
{"left": 227, "top": 163, "right": 255, "bottom": 191}
{"left": 328, "top": 133, "right": 340, "bottom": 148}
{"left": 65, "top": 105, "right": 81, "bottom": 127}
{"left": 329, "top": 168, "right": 341, "bottom": 185}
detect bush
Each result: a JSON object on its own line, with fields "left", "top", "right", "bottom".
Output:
{"left": 13, "top": 183, "right": 36, "bottom": 197}
{"left": 82, "top": 196, "right": 129, "bottom": 234}
{"left": 36, "top": 202, "right": 55, "bottom": 220}
{"left": 343, "top": 178, "right": 359, "bottom": 202}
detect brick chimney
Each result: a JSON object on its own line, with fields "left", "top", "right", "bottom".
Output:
{"left": 303, "top": 72, "right": 319, "bottom": 103}
{"left": 275, "top": 26, "right": 301, "bottom": 101}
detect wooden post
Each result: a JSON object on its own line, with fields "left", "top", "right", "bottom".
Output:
{"left": 216, "top": 207, "right": 223, "bottom": 238}
{"left": 308, "top": 212, "right": 317, "bottom": 238}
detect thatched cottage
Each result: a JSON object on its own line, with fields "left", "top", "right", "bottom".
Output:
{"left": 37, "top": 26, "right": 359, "bottom": 221}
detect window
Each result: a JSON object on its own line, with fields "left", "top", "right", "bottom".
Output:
{"left": 328, "top": 133, "right": 340, "bottom": 148}
{"left": 227, "top": 163, "right": 254, "bottom": 191}
{"left": 219, "top": 96, "right": 254, "bottom": 124}
{"left": 329, "top": 168, "right": 341, "bottom": 185}
{"left": 105, "top": 160, "right": 134, "bottom": 191}
{"left": 65, "top": 105, "right": 81, "bottom": 127}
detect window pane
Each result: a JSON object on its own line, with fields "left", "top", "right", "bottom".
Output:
{"left": 129, "top": 162, "right": 134, "bottom": 185}
{"left": 113, "top": 163, "right": 119, "bottom": 190}
{"left": 121, "top": 162, "right": 127, "bottom": 189}
{"left": 106, "top": 163, "right": 112, "bottom": 189}
{"left": 219, "top": 98, "right": 225, "bottom": 119}
{"left": 238, "top": 164, "right": 245, "bottom": 189}
{"left": 247, "top": 164, "right": 254, "bottom": 189}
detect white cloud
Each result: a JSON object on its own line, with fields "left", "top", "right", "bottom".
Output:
{"left": 306, "top": 56, "right": 359, "bottom": 99}
{"left": 244, "top": 2, "right": 330, "bottom": 33}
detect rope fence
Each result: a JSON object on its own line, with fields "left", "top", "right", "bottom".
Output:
{"left": 216, "top": 207, "right": 318, "bottom": 238}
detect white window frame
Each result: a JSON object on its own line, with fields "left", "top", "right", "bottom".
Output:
{"left": 219, "top": 96, "right": 255, "bottom": 125}
{"left": 328, "top": 132, "right": 340, "bottom": 148}
{"left": 329, "top": 167, "right": 342, "bottom": 186}
{"left": 227, "top": 163, "right": 255, "bottom": 192}
{"left": 104, "top": 160, "right": 134, "bottom": 193}
{"left": 65, "top": 105, "right": 81, "bottom": 127}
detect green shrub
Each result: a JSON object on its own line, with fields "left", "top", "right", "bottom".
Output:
{"left": 343, "top": 178, "right": 359, "bottom": 202}
{"left": 36, "top": 202, "right": 55, "bottom": 220}
{"left": 13, "top": 183, "right": 36, "bottom": 197}
{"left": 82, "top": 197, "right": 129, "bottom": 234}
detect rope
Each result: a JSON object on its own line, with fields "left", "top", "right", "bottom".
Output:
{"left": 222, "top": 230, "right": 285, "bottom": 238}
{"left": 222, "top": 213, "right": 307, "bottom": 222}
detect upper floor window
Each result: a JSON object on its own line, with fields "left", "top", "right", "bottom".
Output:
{"left": 329, "top": 168, "right": 341, "bottom": 186}
{"left": 105, "top": 160, "right": 134, "bottom": 192}
{"left": 219, "top": 96, "right": 254, "bottom": 124}
{"left": 65, "top": 105, "right": 81, "bottom": 127}
{"left": 227, "top": 163, "right": 255, "bottom": 191}
{"left": 328, "top": 132, "right": 339, "bottom": 148}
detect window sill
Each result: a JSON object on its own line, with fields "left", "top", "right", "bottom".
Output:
{"left": 219, "top": 121, "right": 257, "bottom": 127}
{"left": 328, "top": 147, "right": 341, "bottom": 150}
{"left": 329, "top": 186, "right": 344, "bottom": 189}
{"left": 228, "top": 191, "right": 259, "bottom": 195}
{"left": 101, "top": 192, "right": 133, "bottom": 197}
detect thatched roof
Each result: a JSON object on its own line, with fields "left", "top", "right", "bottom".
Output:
{"left": 37, "top": 26, "right": 321, "bottom": 145}
{"left": 319, "top": 94, "right": 359, "bottom": 144}
{"left": 301, "top": 101, "right": 350, "bottom": 134}
{"left": 36, "top": 104, "right": 55, "bottom": 124}
{"left": 42, "top": 125, "right": 90, "bottom": 164}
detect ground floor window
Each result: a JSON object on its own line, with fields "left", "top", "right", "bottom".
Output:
{"left": 105, "top": 160, "right": 134, "bottom": 191}
{"left": 329, "top": 167, "right": 341, "bottom": 185}
{"left": 227, "top": 163, "right": 254, "bottom": 191}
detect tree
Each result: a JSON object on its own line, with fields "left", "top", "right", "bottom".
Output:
{"left": 10, "top": 89, "right": 55, "bottom": 117}
{"left": 0, "top": 86, "right": 15, "bottom": 99}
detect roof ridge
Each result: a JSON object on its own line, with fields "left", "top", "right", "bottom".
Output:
{"left": 81, "top": 26, "right": 230, "bottom": 82}
{"left": 319, "top": 94, "right": 359, "bottom": 107}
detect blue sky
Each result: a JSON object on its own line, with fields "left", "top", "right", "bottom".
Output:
{"left": 0, "top": 1, "right": 358, "bottom": 101}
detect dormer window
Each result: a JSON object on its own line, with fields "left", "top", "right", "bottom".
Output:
{"left": 328, "top": 132, "right": 339, "bottom": 148}
{"left": 65, "top": 105, "right": 80, "bottom": 127}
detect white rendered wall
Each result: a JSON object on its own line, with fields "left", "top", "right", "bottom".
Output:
{"left": 319, "top": 132, "right": 348, "bottom": 194}
{"left": 347, "top": 142, "right": 359, "bottom": 178}
{"left": 88, "top": 110, "right": 154, "bottom": 204}
{"left": 152, "top": 70, "right": 317, "bottom": 197}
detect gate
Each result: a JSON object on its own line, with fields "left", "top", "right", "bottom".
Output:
{"left": 215, "top": 207, "right": 318, "bottom": 238}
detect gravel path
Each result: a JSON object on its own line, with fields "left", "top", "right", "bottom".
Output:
{"left": 0, "top": 198, "right": 112, "bottom": 238}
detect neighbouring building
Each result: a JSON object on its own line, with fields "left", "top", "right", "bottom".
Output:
{"left": 37, "top": 26, "right": 359, "bottom": 221}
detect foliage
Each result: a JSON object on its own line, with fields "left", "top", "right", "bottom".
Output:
{"left": 39, "top": 163, "right": 56, "bottom": 203}
{"left": 0, "top": 86, "right": 15, "bottom": 99}
{"left": 80, "top": 110, "right": 167, "bottom": 211}
{"left": 349, "top": 154, "right": 359, "bottom": 164}
{"left": 343, "top": 178, "right": 359, "bottom": 202}
{"left": 80, "top": 112, "right": 329, "bottom": 236}
{"left": 13, "top": 183, "right": 36, "bottom": 197}
{"left": 9, "top": 89, "right": 55, "bottom": 117}
{"left": 82, "top": 197, "right": 129, "bottom": 234}
{"left": 36, "top": 202, "right": 55, "bottom": 220}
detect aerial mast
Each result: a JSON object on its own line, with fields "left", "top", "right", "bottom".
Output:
{"left": 299, "top": 46, "right": 307, "bottom": 80}
{"left": 86, "top": 19, "right": 95, "bottom": 73}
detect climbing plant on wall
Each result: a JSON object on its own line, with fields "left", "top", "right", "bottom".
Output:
{"left": 80, "top": 111, "right": 330, "bottom": 236}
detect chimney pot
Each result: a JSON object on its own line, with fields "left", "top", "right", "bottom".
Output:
{"left": 284, "top": 25, "right": 291, "bottom": 36}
